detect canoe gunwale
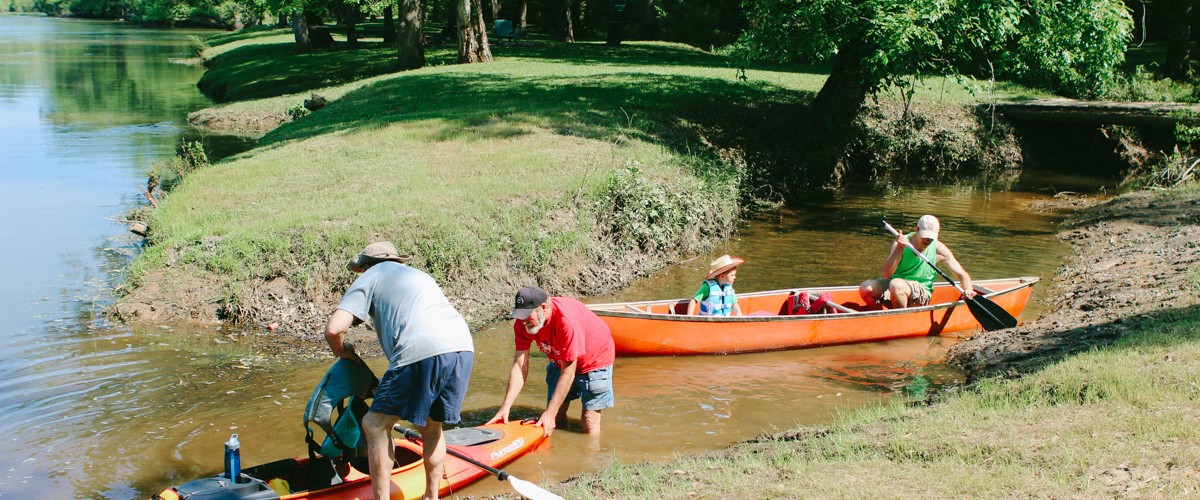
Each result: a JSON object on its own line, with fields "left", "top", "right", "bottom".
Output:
{"left": 588, "top": 276, "right": 1039, "bottom": 322}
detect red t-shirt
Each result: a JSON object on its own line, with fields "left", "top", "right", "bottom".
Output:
{"left": 513, "top": 296, "right": 615, "bottom": 374}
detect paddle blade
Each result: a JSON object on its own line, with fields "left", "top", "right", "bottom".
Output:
{"left": 966, "top": 296, "right": 1018, "bottom": 331}
{"left": 507, "top": 476, "right": 564, "bottom": 500}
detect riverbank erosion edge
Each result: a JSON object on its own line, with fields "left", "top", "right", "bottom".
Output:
{"left": 551, "top": 187, "right": 1200, "bottom": 498}
{"left": 945, "top": 188, "right": 1200, "bottom": 380}
{"left": 110, "top": 123, "right": 743, "bottom": 357}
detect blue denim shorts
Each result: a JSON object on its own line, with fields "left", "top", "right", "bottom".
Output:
{"left": 370, "top": 351, "right": 473, "bottom": 426}
{"left": 545, "top": 363, "right": 614, "bottom": 411}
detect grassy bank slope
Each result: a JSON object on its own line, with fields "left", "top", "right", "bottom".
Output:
{"left": 120, "top": 39, "right": 800, "bottom": 344}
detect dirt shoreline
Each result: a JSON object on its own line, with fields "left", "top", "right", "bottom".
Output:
{"left": 946, "top": 189, "right": 1200, "bottom": 381}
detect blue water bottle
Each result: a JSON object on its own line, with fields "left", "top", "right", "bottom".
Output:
{"left": 224, "top": 433, "right": 242, "bottom": 483}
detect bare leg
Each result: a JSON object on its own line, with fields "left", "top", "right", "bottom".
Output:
{"left": 362, "top": 411, "right": 400, "bottom": 500}
{"left": 418, "top": 421, "right": 445, "bottom": 500}
{"left": 859, "top": 279, "right": 887, "bottom": 305}
{"left": 554, "top": 401, "right": 572, "bottom": 429}
{"left": 581, "top": 408, "right": 602, "bottom": 434}
{"left": 888, "top": 279, "right": 912, "bottom": 308}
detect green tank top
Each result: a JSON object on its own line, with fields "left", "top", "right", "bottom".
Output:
{"left": 893, "top": 232, "right": 938, "bottom": 293}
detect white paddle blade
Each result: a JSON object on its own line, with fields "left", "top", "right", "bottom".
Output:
{"left": 508, "top": 476, "right": 563, "bottom": 500}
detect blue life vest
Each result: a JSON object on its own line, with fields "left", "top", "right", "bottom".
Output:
{"left": 699, "top": 279, "right": 736, "bottom": 316}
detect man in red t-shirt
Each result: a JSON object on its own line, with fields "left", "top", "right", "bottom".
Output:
{"left": 489, "top": 286, "right": 616, "bottom": 436}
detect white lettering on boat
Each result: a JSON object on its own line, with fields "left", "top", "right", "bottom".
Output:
{"left": 490, "top": 437, "right": 525, "bottom": 461}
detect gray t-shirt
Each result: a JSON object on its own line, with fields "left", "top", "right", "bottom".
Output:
{"left": 337, "top": 262, "right": 473, "bottom": 368}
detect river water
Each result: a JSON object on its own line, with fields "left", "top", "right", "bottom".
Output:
{"left": 0, "top": 15, "right": 1096, "bottom": 499}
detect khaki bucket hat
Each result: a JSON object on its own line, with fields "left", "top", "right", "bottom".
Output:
{"left": 347, "top": 241, "right": 412, "bottom": 273}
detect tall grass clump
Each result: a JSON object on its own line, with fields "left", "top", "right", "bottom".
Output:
{"left": 1122, "top": 111, "right": 1200, "bottom": 189}
{"left": 596, "top": 162, "right": 740, "bottom": 258}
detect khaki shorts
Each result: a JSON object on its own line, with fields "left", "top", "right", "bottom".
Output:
{"left": 882, "top": 279, "right": 932, "bottom": 306}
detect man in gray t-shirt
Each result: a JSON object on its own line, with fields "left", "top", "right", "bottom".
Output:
{"left": 325, "top": 241, "right": 474, "bottom": 500}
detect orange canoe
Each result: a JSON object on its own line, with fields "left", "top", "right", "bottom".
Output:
{"left": 588, "top": 277, "right": 1038, "bottom": 356}
{"left": 153, "top": 421, "right": 547, "bottom": 500}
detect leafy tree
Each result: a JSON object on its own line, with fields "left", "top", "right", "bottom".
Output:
{"left": 738, "top": 0, "right": 1133, "bottom": 187}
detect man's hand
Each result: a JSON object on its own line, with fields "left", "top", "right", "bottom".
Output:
{"left": 488, "top": 409, "right": 510, "bottom": 425}
{"left": 340, "top": 341, "right": 365, "bottom": 363}
{"left": 536, "top": 410, "right": 557, "bottom": 437}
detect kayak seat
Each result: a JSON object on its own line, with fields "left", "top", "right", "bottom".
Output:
{"left": 444, "top": 426, "right": 502, "bottom": 447}
{"left": 299, "top": 456, "right": 341, "bottom": 492}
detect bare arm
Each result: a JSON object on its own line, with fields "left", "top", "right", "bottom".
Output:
{"left": 936, "top": 244, "right": 975, "bottom": 298}
{"left": 324, "top": 309, "right": 363, "bottom": 360}
{"left": 489, "top": 350, "right": 531, "bottom": 425}
{"left": 880, "top": 234, "right": 907, "bottom": 279}
{"left": 541, "top": 359, "right": 579, "bottom": 436}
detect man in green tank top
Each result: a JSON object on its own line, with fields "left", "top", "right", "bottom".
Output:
{"left": 858, "top": 215, "right": 976, "bottom": 308}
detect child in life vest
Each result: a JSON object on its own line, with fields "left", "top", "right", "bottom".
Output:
{"left": 687, "top": 255, "right": 744, "bottom": 316}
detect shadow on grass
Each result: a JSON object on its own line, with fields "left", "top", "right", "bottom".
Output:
{"left": 261, "top": 71, "right": 815, "bottom": 180}
{"left": 198, "top": 41, "right": 458, "bottom": 102}
{"left": 204, "top": 26, "right": 290, "bottom": 47}
{"left": 199, "top": 34, "right": 828, "bottom": 103}
{"left": 490, "top": 41, "right": 828, "bottom": 73}
{"left": 955, "top": 304, "right": 1200, "bottom": 384}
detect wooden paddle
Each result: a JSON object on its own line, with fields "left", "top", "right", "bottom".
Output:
{"left": 395, "top": 425, "right": 563, "bottom": 500}
{"left": 882, "top": 219, "right": 1018, "bottom": 331}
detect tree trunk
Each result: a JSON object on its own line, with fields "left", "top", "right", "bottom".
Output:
{"left": 1163, "top": 0, "right": 1192, "bottom": 80}
{"left": 290, "top": 11, "right": 311, "bottom": 52}
{"left": 382, "top": 5, "right": 395, "bottom": 44}
{"left": 491, "top": 0, "right": 501, "bottom": 20}
{"left": 396, "top": 0, "right": 425, "bottom": 69}
{"left": 561, "top": 0, "right": 574, "bottom": 42}
{"left": 518, "top": 0, "right": 527, "bottom": 31}
{"left": 636, "top": 0, "right": 657, "bottom": 38}
{"left": 344, "top": 2, "right": 359, "bottom": 47}
{"left": 803, "top": 42, "right": 871, "bottom": 185}
{"left": 605, "top": 0, "right": 626, "bottom": 46}
{"left": 456, "top": 0, "right": 493, "bottom": 63}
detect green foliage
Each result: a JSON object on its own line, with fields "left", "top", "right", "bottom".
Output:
{"left": 1122, "top": 112, "right": 1200, "bottom": 189}
{"left": 286, "top": 103, "right": 309, "bottom": 120}
{"left": 31, "top": 0, "right": 63, "bottom": 15}
{"left": 596, "top": 163, "right": 739, "bottom": 255}
{"left": 993, "top": 0, "right": 1133, "bottom": 98}
{"left": 1105, "top": 65, "right": 1199, "bottom": 102}
{"left": 736, "top": 0, "right": 1133, "bottom": 99}
{"left": 187, "top": 35, "right": 211, "bottom": 57}
{"left": 145, "top": 141, "right": 211, "bottom": 203}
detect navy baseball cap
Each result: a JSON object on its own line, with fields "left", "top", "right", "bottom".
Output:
{"left": 510, "top": 286, "right": 549, "bottom": 319}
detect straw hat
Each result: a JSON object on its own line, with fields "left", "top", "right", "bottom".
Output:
{"left": 705, "top": 254, "right": 744, "bottom": 279}
{"left": 347, "top": 241, "right": 412, "bottom": 273}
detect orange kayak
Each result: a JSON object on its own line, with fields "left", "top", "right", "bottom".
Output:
{"left": 153, "top": 421, "right": 547, "bottom": 500}
{"left": 588, "top": 277, "right": 1038, "bottom": 356}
